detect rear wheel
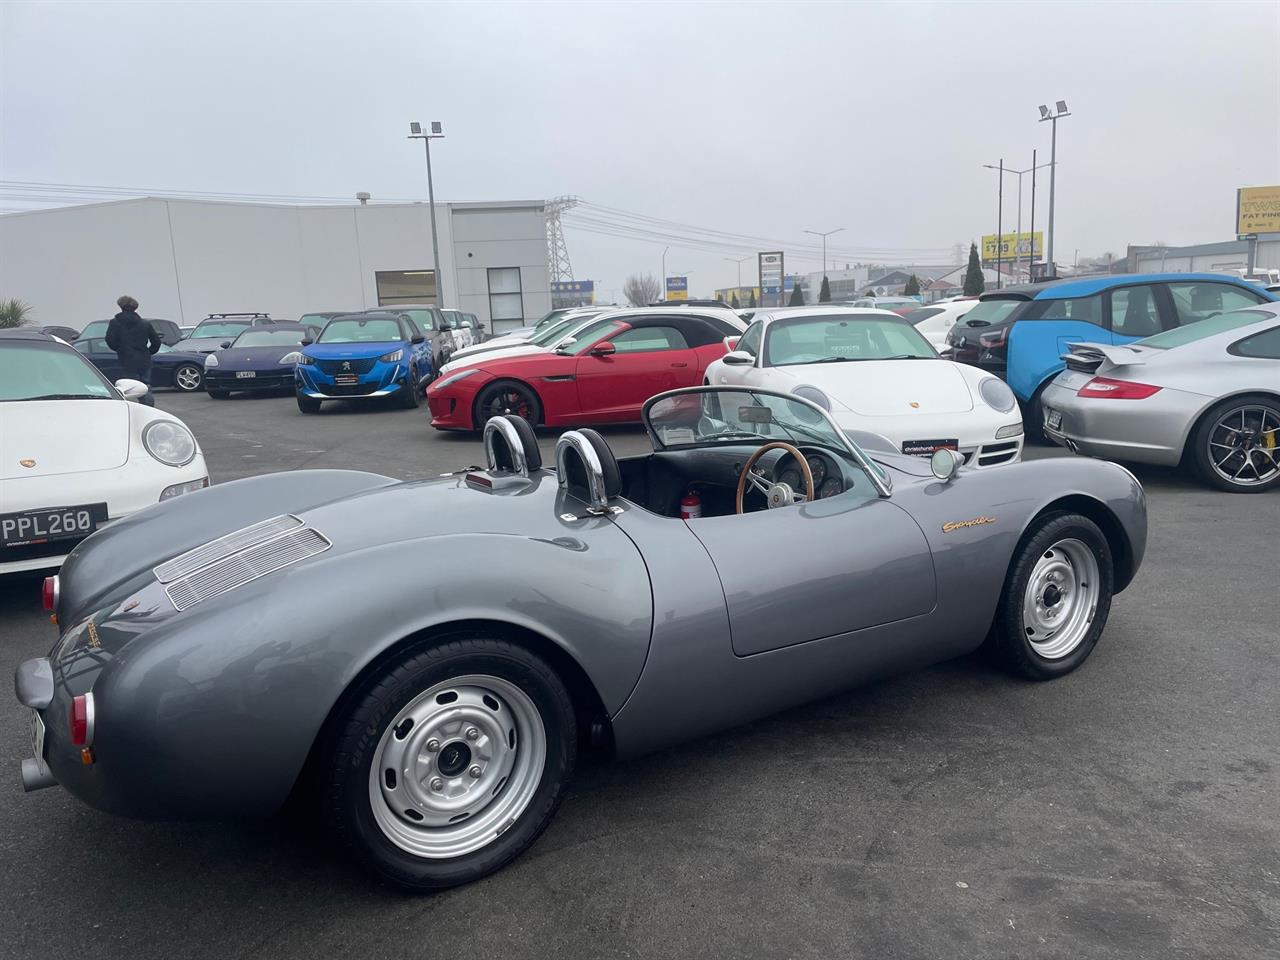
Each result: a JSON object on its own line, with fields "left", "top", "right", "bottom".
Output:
{"left": 474, "top": 380, "right": 541, "bottom": 429}
{"left": 297, "top": 394, "right": 322, "bottom": 414}
{"left": 325, "top": 637, "right": 576, "bottom": 891}
{"left": 173, "top": 364, "right": 204, "bottom": 392}
{"left": 989, "top": 512, "right": 1114, "bottom": 680}
{"left": 1190, "top": 395, "right": 1280, "bottom": 492}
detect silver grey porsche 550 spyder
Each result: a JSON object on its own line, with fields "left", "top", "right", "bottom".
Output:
{"left": 17, "top": 386, "right": 1146, "bottom": 891}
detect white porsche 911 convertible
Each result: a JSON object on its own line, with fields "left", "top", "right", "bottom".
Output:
{"left": 1, "top": 329, "right": 209, "bottom": 575}
{"left": 705, "top": 306, "right": 1024, "bottom": 467}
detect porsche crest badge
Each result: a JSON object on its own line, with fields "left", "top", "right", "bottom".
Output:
{"left": 909, "top": 401, "right": 920, "bottom": 409}
{"left": 19, "top": 459, "right": 36, "bottom": 468}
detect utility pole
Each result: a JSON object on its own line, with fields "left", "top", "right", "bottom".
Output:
{"left": 661, "top": 246, "right": 669, "bottom": 301}
{"left": 1029, "top": 148, "right": 1037, "bottom": 281}
{"left": 996, "top": 159, "right": 1003, "bottom": 289}
{"left": 408, "top": 121, "right": 446, "bottom": 306}
{"left": 1039, "top": 101, "right": 1071, "bottom": 279}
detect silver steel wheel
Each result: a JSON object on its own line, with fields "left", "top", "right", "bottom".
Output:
{"left": 174, "top": 365, "right": 203, "bottom": 391}
{"left": 1022, "top": 538, "right": 1100, "bottom": 660}
{"left": 368, "top": 674, "right": 546, "bottom": 860}
{"left": 1206, "top": 404, "right": 1280, "bottom": 488}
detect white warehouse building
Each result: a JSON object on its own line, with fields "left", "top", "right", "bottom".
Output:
{"left": 0, "top": 197, "right": 552, "bottom": 336}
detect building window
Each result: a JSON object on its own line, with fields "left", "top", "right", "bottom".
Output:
{"left": 376, "top": 269, "right": 436, "bottom": 306}
{"left": 488, "top": 267, "right": 524, "bottom": 322}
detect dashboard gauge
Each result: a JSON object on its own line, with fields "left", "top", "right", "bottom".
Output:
{"left": 779, "top": 467, "right": 802, "bottom": 489}
{"left": 806, "top": 456, "right": 827, "bottom": 486}
{"left": 818, "top": 477, "right": 843, "bottom": 499}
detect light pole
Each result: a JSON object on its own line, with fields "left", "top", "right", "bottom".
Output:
{"left": 1038, "top": 101, "right": 1071, "bottom": 279}
{"left": 803, "top": 227, "right": 844, "bottom": 280}
{"left": 984, "top": 158, "right": 1051, "bottom": 282}
{"left": 661, "top": 246, "right": 669, "bottom": 301}
{"left": 724, "top": 256, "right": 748, "bottom": 291}
{"left": 408, "top": 121, "right": 446, "bottom": 306}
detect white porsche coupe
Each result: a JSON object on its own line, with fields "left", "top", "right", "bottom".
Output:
{"left": 1, "top": 329, "right": 209, "bottom": 575}
{"left": 704, "top": 306, "right": 1024, "bottom": 467}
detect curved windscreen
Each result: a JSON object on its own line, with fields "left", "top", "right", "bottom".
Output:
{"left": 319, "top": 318, "right": 403, "bottom": 343}
{"left": 1137, "top": 309, "right": 1272, "bottom": 349}
{"left": 191, "top": 320, "right": 252, "bottom": 339}
{"left": 233, "top": 328, "right": 308, "bottom": 347}
{"left": 764, "top": 314, "right": 936, "bottom": 366}
{"left": 0, "top": 342, "right": 115, "bottom": 401}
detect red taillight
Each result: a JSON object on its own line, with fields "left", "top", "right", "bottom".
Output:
{"left": 69, "top": 693, "right": 94, "bottom": 746}
{"left": 979, "top": 326, "right": 1008, "bottom": 348}
{"left": 42, "top": 576, "right": 58, "bottom": 611}
{"left": 1077, "top": 376, "right": 1162, "bottom": 400}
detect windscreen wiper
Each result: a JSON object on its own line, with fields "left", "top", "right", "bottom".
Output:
{"left": 17, "top": 393, "right": 111, "bottom": 401}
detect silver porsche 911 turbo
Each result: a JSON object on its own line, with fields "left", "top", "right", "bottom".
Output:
{"left": 17, "top": 386, "right": 1146, "bottom": 891}
{"left": 1042, "top": 303, "right": 1280, "bottom": 492}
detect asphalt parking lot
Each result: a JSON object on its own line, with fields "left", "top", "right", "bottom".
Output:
{"left": 3, "top": 389, "right": 1277, "bottom": 960}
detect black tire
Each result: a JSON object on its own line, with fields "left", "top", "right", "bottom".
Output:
{"left": 173, "top": 363, "right": 204, "bottom": 393}
{"left": 208, "top": 388, "right": 230, "bottom": 399}
{"left": 397, "top": 368, "right": 421, "bottom": 409}
{"left": 297, "top": 394, "right": 322, "bottom": 414}
{"left": 474, "top": 380, "right": 541, "bottom": 429}
{"left": 988, "top": 512, "right": 1114, "bottom": 680}
{"left": 1021, "top": 382, "right": 1050, "bottom": 443}
{"left": 325, "top": 637, "right": 576, "bottom": 891}
{"left": 1189, "top": 394, "right": 1280, "bottom": 493}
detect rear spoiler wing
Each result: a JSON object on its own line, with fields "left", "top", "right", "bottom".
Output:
{"left": 1061, "top": 341, "right": 1148, "bottom": 370}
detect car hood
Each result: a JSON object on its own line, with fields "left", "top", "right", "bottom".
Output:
{"left": 769, "top": 359, "right": 974, "bottom": 415}
{"left": 156, "top": 350, "right": 208, "bottom": 365}
{"left": 451, "top": 335, "right": 533, "bottom": 361}
{"left": 212, "top": 346, "right": 298, "bottom": 369}
{"left": 302, "top": 341, "right": 403, "bottom": 361}
{"left": 175, "top": 336, "right": 242, "bottom": 354}
{"left": 0, "top": 399, "right": 130, "bottom": 479}
{"left": 442, "top": 343, "right": 547, "bottom": 374}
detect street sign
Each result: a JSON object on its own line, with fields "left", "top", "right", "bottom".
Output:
{"left": 665, "top": 276, "right": 688, "bottom": 301}
{"left": 758, "top": 251, "right": 784, "bottom": 307}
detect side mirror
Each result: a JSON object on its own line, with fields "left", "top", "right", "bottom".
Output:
{"left": 219, "top": 341, "right": 232, "bottom": 349}
{"left": 411, "top": 334, "right": 426, "bottom": 344}
{"left": 589, "top": 341, "right": 616, "bottom": 357}
{"left": 722, "top": 350, "right": 754, "bottom": 366}
{"left": 300, "top": 338, "right": 314, "bottom": 347}
{"left": 723, "top": 335, "right": 740, "bottom": 351}
{"left": 115, "top": 378, "right": 149, "bottom": 401}
{"left": 930, "top": 447, "right": 963, "bottom": 481}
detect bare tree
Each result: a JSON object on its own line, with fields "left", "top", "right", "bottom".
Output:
{"left": 623, "top": 272, "right": 662, "bottom": 306}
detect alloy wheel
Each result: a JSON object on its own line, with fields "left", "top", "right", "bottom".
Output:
{"left": 1206, "top": 404, "right": 1280, "bottom": 488}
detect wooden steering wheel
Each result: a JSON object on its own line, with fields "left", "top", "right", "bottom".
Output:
{"left": 735, "top": 442, "right": 815, "bottom": 515}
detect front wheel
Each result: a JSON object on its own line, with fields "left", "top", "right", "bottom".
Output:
{"left": 474, "top": 380, "right": 541, "bottom": 429}
{"left": 326, "top": 637, "right": 576, "bottom": 891}
{"left": 297, "top": 394, "right": 322, "bottom": 414}
{"left": 173, "top": 364, "right": 204, "bottom": 392}
{"left": 397, "top": 369, "right": 422, "bottom": 409}
{"left": 988, "top": 512, "right": 1114, "bottom": 680}
{"left": 1190, "top": 395, "right": 1280, "bottom": 492}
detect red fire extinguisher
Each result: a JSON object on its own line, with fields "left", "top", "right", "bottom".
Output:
{"left": 680, "top": 489, "right": 702, "bottom": 520}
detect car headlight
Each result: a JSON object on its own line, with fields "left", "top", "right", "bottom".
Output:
{"left": 978, "top": 377, "right": 1016, "bottom": 413}
{"left": 433, "top": 368, "right": 481, "bottom": 391}
{"left": 143, "top": 420, "right": 198, "bottom": 467}
{"left": 279, "top": 351, "right": 304, "bottom": 364}
{"left": 160, "top": 477, "right": 209, "bottom": 501}
{"left": 203, "top": 353, "right": 219, "bottom": 368}
{"left": 380, "top": 349, "right": 404, "bottom": 363}
{"left": 791, "top": 385, "right": 831, "bottom": 411}
{"left": 300, "top": 354, "right": 319, "bottom": 365}
{"left": 996, "top": 422, "right": 1024, "bottom": 439}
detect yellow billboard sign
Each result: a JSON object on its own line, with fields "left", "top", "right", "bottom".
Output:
{"left": 981, "top": 232, "right": 1043, "bottom": 264}
{"left": 1237, "top": 185, "right": 1280, "bottom": 235}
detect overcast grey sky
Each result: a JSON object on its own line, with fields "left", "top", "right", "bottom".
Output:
{"left": 2, "top": 0, "right": 1277, "bottom": 299}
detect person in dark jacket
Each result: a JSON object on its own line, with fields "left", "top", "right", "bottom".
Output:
{"left": 104, "top": 295, "right": 161, "bottom": 406}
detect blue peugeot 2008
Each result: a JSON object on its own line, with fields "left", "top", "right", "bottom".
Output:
{"left": 295, "top": 312, "right": 432, "bottom": 414}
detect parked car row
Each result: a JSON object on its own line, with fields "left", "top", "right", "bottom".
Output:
{"left": 941, "top": 273, "right": 1279, "bottom": 491}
